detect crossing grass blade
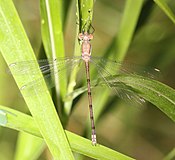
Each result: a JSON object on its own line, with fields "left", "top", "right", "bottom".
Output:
{"left": 0, "top": 0, "right": 74, "bottom": 159}
{"left": 14, "top": 132, "right": 45, "bottom": 160}
{"left": 0, "top": 105, "right": 135, "bottom": 160}
{"left": 106, "top": 75, "right": 175, "bottom": 121}
{"left": 153, "top": 0, "right": 175, "bottom": 24}
{"left": 65, "top": 74, "right": 175, "bottom": 122}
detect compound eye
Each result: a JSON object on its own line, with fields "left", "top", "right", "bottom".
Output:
{"left": 88, "top": 34, "right": 93, "bottom": 40}
{"left": 78, "top": 33, "right": 84, "bottom": 40}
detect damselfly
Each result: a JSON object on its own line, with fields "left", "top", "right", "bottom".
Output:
{"left": 8, "top": 32, "right": 160, "bottom": 145}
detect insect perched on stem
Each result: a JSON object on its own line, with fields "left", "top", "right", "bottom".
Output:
{"left": 78, "top": 30, "right": 97, "bottom": 145}
{"left": 8, "top": 23, "right": 160, "bottom": 146}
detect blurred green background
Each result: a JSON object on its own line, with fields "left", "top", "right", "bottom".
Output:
{"left": 0, "top": 0, "right": 175, "bottom": 160}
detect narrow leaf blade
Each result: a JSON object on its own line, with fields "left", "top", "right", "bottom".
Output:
{"left": 0, "top": 1, "right": 74, "bottom": 159}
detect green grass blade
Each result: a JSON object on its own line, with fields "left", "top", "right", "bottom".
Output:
{"left": 64, "top": 33, "right": 80, "bottom": 114}
{"left": 163, "top": 148, "right": 175, "bottom": 160}
{"left": 114, "top": 0, "right": 144, "bottom": 61}
{"left": 106, "top": 75, "right": 175, "bottom": 121}
{"left": 0, "top": 105, "right": 135, "bottom": 160}
{"left": 14, "top": 132, "right": 45, "bottom": 160}
{"left": 64, "top": 0, "right": 81, "bottom": 115}
{"left": 0, "top": 55, "right": 7, "bottom": 105}
{"left": 78, "top": 0, "right": 94, "bottom": 32}
{"left": 154, "top": 0, "right": 175, "bottom": 24}
{"left": 40, "top": 0, "right": 65, "bottom": 59}
{"left": 40, "top": 0, "right": 67, "bottom": 108}
{"left": 66, "top": 73, "right": 175, "bottom": 122}
{"left": 0, "top": 1, "right": 74, "bottom": 159}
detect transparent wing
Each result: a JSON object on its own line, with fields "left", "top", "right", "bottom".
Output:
{"left": 8, "top": 56, "right": 82, "bottom": 75}
{"left": 89, "top": 57, "right": 151, "bottom": 104}
{"left": 90, "top": 57, "right": 161, "bottom": 78}
{"left": 8, "top": 57, "right": 83, "bottom": 95}
{"left": 8, "top": 55, "right": 160, "bottom": 102}
{"left": 65, "top": 57, "right": 147, "bottom": 105}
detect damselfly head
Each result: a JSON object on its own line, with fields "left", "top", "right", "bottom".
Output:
{"left": 78, "top": 32, "right": 93, "bottom": 41}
